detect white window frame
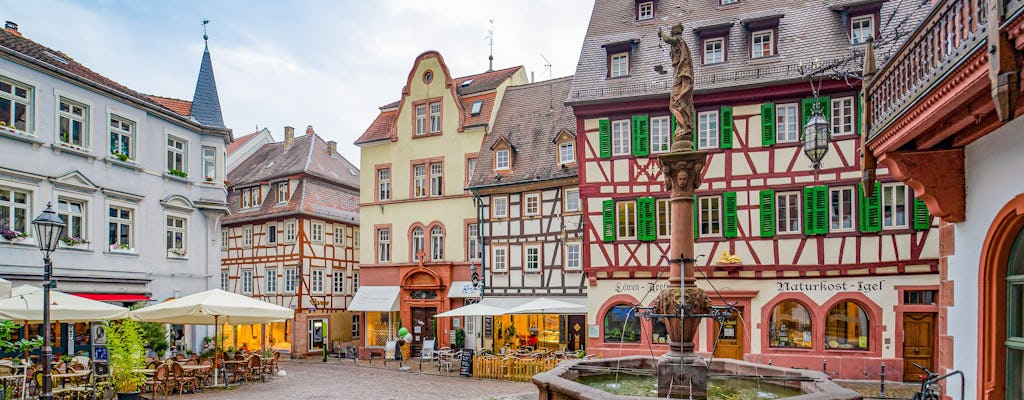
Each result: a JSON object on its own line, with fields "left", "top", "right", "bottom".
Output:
{"left": 637, "top": 1, "right": 653, "bottom": 20}
{"left": 829, "top": 187, "right": 856, "bottom": 232}
{"left": 58, "top": 97, "right": 89, "bottom": 148}
{"left": 241, "top": 269, "right": 253, "bottom": 294}
{"left": 220, "top": 270, "right": 228, "bottom": 291}
{"left": 109, "top": 114, "right": 135, "bottom": 160}
{"left": 649, "top": 116, "right": 671, "bottom": 154}
{"left": 286, "top": 221, "right": 297, "bottom": 243}
{"left": 616, "top": 201, "right": 637, "bottom": 239}
{"left": 492, "top": 245, "right": 508, "bottom": 272}
{"left": 698, "top": 196, "right": 722, "bottom": 236}
{"left": 524, "top": 245, "right": 541, "bottom": 272}
{"left": 166, "top": 135, "right": 187, "bottom": 174}
{"left": 311, "top": 222, "right": 324, "bottom": 243}
{"left": 333, "top": 271, "right": 345, "bottom": 293}
{"left": 775, "top": 192, "right": 801, "bottom": 234}
{"left": 284, "top": 268, "right": 297, "bottom": 293}
{"left": 57, "top": 197, "right": 87, "bottom": 244}
{"left": 0, "top": 77, "right": 33, "bottom": 133}
{"left": 881, "top": 183, "right": 908, "bottom": 229}
{"left": 266, "top": 268, "right": 277, "bottom": 293}
{"left": 430, "top": 226, "right": 444, "bottom": 261}
{"left": 107, "top": 204, "right": 133, "bottom": 251}
{"left": 850, "top": 15, "right": 874, "bottom": 45}
{"left": 565, "top": 188, "right": 580, "bottom": 212}
{"left": 831, "top": 96, "right": 855, "bottom": 136}
{"left": 311, "top": 269, "right": 325, "bottom": 294}
{"left": 429, "top": 162, "right": 443, "bottom": 197}
{"left": 466, "top": 158, "right": 477, "bottom": 185}
{"left": 703, "top": 38, "right": 724, "bottom": 64}
{"left": 610, "top": 52, "right": 629, "bottom": 78}
{"left": 524, "top": 193, "right": 540, "bottom": 217}
{"left": 201, "top": 146, "right": 217, "bottom": 181}
{"left": 558, "top": 142, "right": 575, "bottom": 164}
{"left": 165, "top": 214, "right": 187, "bottom": 254}
{"left": 413, "top": 164, "right": 427, "bottom": 198}
{"left": 412, "top": 227, "right": 425, "bottom": 261}
{"left": 495, "top": 150, "right": 510, "bottom": 171}
{"left": 751, "top": 29, "right": 774, "bottom": 58}
{"left": 429, "top": 102, "right": 441, "bottom": 133}
{"left": 697, "top": 110, "right": 719, "bottom": 149}
{"left": 268, "top": 225, "right": 277, "bottom": 244}
{"left": 656, "top": 198, "right": 671, "bottom": 237}
{"left": 611, "top": 119, "right": 631, "bottom": 156}
{"left": 243, "top": 227, "right": 253, "bottom": 248}
{"left": 565, "top": 242, "right": 582, "bottom": 271}
{"left": 277, "top": 181, "right": 290, "bottom": 204}
{"left": 776, "top": 103, "right": 799, "bottom": 143}
{"left": 468, "top": 223, "right": 481, "bottom": 260}
{"left": 334, "top": 226, "right": 345, "bottom": 246}
{"left": 493, "top": 196, "right": 509, "bottom": 218}
{"left": 377, "top": 168, "right": 391, "bottom": 201}
{"left": 221, "top": 229, "right": 228, "bottom": 248}
{"left": 377, "top": 228, "right": 391, "bottom": 263}
{"left": 415, "top": 104, "right": 426, "bottom": 135}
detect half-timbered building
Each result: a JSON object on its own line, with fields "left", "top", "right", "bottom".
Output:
{"left": 354, "top": 51, "right": 527, "bottom": 356}
{"left": 467, "top": 76, "right": 588, "bottom": 353}
{"left": 567, "top": 0, "right": 936, "bottom": 380}
{"left": 861, "top": 0, "right": 1024, "bottom": 396}
{"left": 221, "top": 125, "right": 361, "bottom": 358}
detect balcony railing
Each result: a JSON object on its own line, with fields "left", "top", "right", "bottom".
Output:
{"left": 867, "top": 0, "right": 988, "bottom": 139}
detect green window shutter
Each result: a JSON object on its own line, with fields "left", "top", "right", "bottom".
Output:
{"left": 814, "top": 186, "right": 829, "bottom": 235}
{"left": 818, "top": 96, "right": 831, "bottom": 121}
{"left": 800, "top": 97, "right": 815, "bottom": 128}
{"left": 602, "top": 199, "right": 616, "bottom": 242}
{"left": 761, "top": 102, "right": 775, "bottom": 146}
{"left": 669, "top": 113, "right": 677, "bottom": 149}
{"left": 694, "top": 196, "right": 700, "bottom": 239}
{"left": 720, "top": 106, "right": 733, "bottom": 149}
{"left": 632, "top": 115, "right": 650, "bottom": 157}
{"left": 913, "top": 197, "right": 931, "bottom": 230}
{"left": 803, "top": 187, "right": 817, "bottom": 235}
{"left": 723, "top": 192, "right": 738, "bottom": 238}
{"left": 855, "top": 91, "right": 863, "bottom": 136}
{"left": 637, "top": 197, "right": 656, "bottom": 241}
{"left": 759, "top": 190, "right": 775, "bottom": 238}
{"left": 599, "top": 119, "right": 611, "bottom": 158}
{"left": 858, "top": 183, "right": 882, "bottom": 233}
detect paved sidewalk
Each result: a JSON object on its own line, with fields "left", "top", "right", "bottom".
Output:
{"left": 189, "top": 360, "right": 538, "bottom": 400}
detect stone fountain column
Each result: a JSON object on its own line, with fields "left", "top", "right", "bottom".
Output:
{"left": 652, "top": 22, "right": 712, "bottom": 399}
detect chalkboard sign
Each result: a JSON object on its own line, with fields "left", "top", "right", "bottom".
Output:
{"left": 484, "top": 316, "right": 492, "bottom": 339}
{"left": 459, "top": 349, "right": 474, "bottom": 377}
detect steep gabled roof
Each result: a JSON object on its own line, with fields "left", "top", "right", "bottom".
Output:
{"left": 228, "top": 133, "right": 359, "bottom": 190}
{"left": 189, "top": 43, "right": 226, "bottom": 128}
{"left": 469, "top": 76, "right": 577, "bottom": 190}
{"left": 227, "top": 129, "right": 262, "bottom": 155}
{"left": 221, "top": 176, "right": 360, "bottom": 225}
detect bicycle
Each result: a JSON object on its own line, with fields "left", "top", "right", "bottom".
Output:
{"left": 911, "top": 362, "right": 965, "bottom": 400}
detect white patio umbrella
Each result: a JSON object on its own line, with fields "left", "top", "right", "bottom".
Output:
{"left": 0, "top": 284, "right": 129, "bottom": 322}
{"left": 503, "top": 298, "right": 585, "bottom": 315}
{"left": 0, "top": 278, "right": 11, "bottom": 299}
{"left": 434, "top": 303, "right": 507, "bottom": 317}
{"left": 129, "top": 289, "right": 293, "bottom": 386}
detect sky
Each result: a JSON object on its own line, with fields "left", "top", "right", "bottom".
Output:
{"left": 1, "top": 0, "right": 594, "bottom": 165}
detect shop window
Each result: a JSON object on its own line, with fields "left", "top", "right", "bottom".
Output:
{"left": 603, "top": 305, "right": 640, "bottom": 343}
{"left": 651, "top": 318, "right": 669, "bottom": 344}
{"left": 903, "top": 290, "right": 937, "bottom": 305}
{"left": 768, "top": 301, "right": 812, "bottom": 348}
{"left": 825, "top": 301, "right": 870, "bottom": 350}
{"left": 1005, "top": 227, "right": 1024, "bottom": 396}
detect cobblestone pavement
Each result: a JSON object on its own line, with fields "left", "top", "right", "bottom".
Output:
{"left": 188, "top": 359, "right": 538, "bottom": 400}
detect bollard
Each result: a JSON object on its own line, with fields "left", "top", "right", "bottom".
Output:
{"left": 823, "top": 359, "right": 827, "bottom": 375}
{"left": 880, "top": 362, "right": 886, "bottom": 398}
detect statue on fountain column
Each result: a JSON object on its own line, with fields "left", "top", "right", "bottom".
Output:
{"left": 659, "top": 23, "right": 695, "bottom": 152}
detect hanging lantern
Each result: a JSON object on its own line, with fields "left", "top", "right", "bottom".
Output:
{"left": 802, "top": 103, "right": 831, "bottom": 170}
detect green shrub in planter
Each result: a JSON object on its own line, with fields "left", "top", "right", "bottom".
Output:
{"left": 106, "top": 320, "right": 146, "bottom": 397}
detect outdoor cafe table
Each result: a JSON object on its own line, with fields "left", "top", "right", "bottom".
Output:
{"left": 50, "top": 371, "right": 89, "bottom": 388}
{"left": 132, "top": 368, "right": 157, "bottom": 375}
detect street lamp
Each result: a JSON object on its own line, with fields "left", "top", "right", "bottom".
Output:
{"left": 32, "top": 202, "right": 65, "bottom": 400}
{"left": 802, "top": 101, "right": 832, "bottom": 172}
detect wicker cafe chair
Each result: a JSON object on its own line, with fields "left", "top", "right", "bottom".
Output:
{"left": 170, "top": 362, "right": 197, "bottom": 394}
{"left": 245, "top": 356, "right": 261, "bottom": 382}
{"left": 145, "top": 364, "right": 171, "bottom": 400}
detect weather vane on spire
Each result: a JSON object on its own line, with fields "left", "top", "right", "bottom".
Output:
{"left": 202, "top": 19, "right": 210, "bottom": 42}
{"left": 486, "top": 19, "right": 495, "bottom": 72}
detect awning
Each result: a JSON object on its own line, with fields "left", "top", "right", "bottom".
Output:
{"left": 0, "top": 278, "right": 10, "bottom": 299}
{"left": 478, "top": 296, "right": 587, "bottom": 315}
{"left": 446, "top": 281, "right": 480, "bottom": 298}
{"left": 348, "top": 286, "right": 401, "bottom": 312}
{"left": 74, "top": 293, "right": 151, "bottom": 302}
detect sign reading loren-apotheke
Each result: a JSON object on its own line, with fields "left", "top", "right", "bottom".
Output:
{"left": 614, "top": 281, "right": 669, "bottom": 295}
{"left": 776, "top": 280, "right": 885, "bottom": 293}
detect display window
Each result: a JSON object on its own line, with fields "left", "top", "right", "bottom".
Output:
{"left": 366, "top": 312, "right": 397, "bottom": 347}
{"left": 824, "top": 301, "right": 870, "bottom": 350}
{"left": 768, "top": 301, "right": 812, "bottom": 349}
{"left": 603, "top": 305, "right": 640, "bottom": 343}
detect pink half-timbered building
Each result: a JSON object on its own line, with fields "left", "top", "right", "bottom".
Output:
{"left": 568, "top": 0, "right": 937, "bottom": 381}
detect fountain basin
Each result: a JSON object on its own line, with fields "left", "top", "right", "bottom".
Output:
{"left": 532, "top": 356, "right": 862, "bottom": 400}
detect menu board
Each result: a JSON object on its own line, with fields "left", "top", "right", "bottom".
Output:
{"left": 459, "top": 349, "right": 474, "bottom": 376}
{"left": 484, "top": 316, "right": 493, "bottom": 338}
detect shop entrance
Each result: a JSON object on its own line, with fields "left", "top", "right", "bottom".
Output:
{"left": 902, "top": 312, "right": 935, "bottom": 382}
{"left": 410, "top": 307, "right": 436, "bottom": 355}
{"left": 712, "top": 307, "right": 744, "bottom": 360}
{"left": 566, "top": 315, "right": 585, "bottom": 351}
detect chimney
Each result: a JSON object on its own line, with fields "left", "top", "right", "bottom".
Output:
{"left": 4, "top": 21, "right": 21, "bottom": 37}
{"left": 284, "top": 126, "right": 295, "bottom": 148}
{"left": 327, "top": 141, "right": 337, "bottom": 156}
{"left": 305, "top": 125, "right": 315, "bottom": 136}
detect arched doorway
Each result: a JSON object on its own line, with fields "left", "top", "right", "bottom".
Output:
{"left": 979, "top": 194, "right": 1024, "bottom": 400}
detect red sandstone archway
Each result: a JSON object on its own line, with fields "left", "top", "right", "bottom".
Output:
{"left": 979, "top": 194, "right": 1024, "bottom": 400}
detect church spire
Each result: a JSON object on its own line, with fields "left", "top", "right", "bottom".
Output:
{"left": 189, "top": 20, "right": 226, "bottom": 128}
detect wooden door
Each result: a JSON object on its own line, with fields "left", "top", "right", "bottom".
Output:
{"left": 410, "top": 307, "right": 436, "bottom": 355}
{"left": 712, "top": 307, "right": 744, "bottom": 360}
{"left": 566, "top": 315, "right": 586, "bottom": 351}
{"left": 903, "top": 312, "right": 935, "bottom": 382}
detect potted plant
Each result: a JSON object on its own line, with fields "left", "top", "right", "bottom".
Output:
{"left": 106, "top": 320, "right": 146, "bottom": 400}
{"left": 453, "top": 329, "right": 465, "bottom": 351}
{"left": 0, "top": 227, "right": 28, "bottom": 241}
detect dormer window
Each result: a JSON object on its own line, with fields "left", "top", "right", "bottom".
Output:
{"left": 495, "top": 149, "right": 510, "bottom": 170}
{"left": 720, "top": 0, "right": 738, "bottom": 5}
{"left": 559, "top": 142, "right": 574, "bottom": 164}
{"left": 751, "top": 30, "right": 774, "bottom": 58}
{"left": 610, "top": 52, "right": 629, "bottom": 78}
{"left": 703, "top": 38, "right": 725, "bottom": 64}
{"left": 850, "top": 15, "right": 874, "bottom": 44}
{"left": 470, "top": 100, "right": 483, "bottom": 116}
{"left": 637, "top": 1, "right": 654, "bottom": 20}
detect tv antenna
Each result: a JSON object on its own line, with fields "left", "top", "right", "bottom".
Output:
{"left": 540, "top": 53, "right": 552, "bottom": 81}
{"left": 486, "top": 19, "right": 495, "bottom": 72}
{"left": 540, "top": 54, "right": 554, "bottom": 113}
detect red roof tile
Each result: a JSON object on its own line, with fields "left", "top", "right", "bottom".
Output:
{"left": 355, "top": 110, "right": 398, "bottom": 144}
{"left": 148, "top": 95, "right": 192, "bottom": 117}
{"left": 226, "top": 129, "right": 260, "bottom": 155}
{"left": 461, "top": 92, "right": 496, "bottom": 128}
